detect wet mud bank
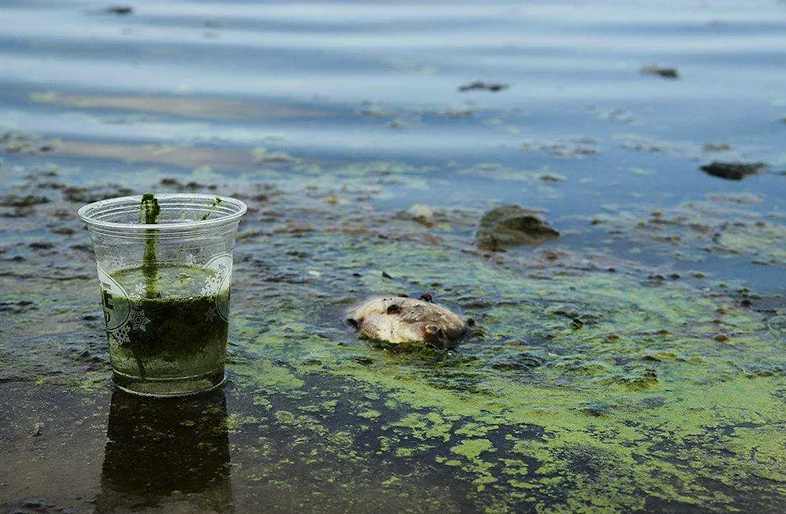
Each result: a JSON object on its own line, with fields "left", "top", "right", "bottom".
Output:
{"left": 2, "top": 0, "right": 786, "bottom": 511}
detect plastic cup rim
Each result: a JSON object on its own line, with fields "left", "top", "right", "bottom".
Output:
{"left": 77, "top": 193, "right": 247, "bottom": 231}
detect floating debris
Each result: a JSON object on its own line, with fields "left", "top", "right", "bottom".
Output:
{"left": 458, "top": 81, "right": 509, "bottom": 93}
{"left": 521, "top": 137, "right": 598, "bottom": 158}
{"left": 700, "top": 161, "right": 767, "bottom": 181}
{"left": 252, "top": 147, "right": 294, "bottom": 164}
{"left": 347, "top": 296, "right": 466, "bottom": 349}
{"left": 106, "top": 5, "right": 133, "bottom": 15}
{"left": 397, "top": 204, "right": 435, "bottom": 227}
{"left": 536, "top": 172, "right": 566, "bottom": 182}
{"left": 0, "top": 131, "right": 55, "bottom": 154}
{"left": 640, "top": 65, "right": 679, "bottom": 79}
{"left": 476, "top": 204, "right": 559, "bottom": 251}
{"left": 702, "top": 143, "right": 732, "bottom": 153}
{"left": 0, "top": 194, "right": 49, "bottom": 207}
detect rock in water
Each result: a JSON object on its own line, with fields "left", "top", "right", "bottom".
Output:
{"left": 700, "top": 161, "right": 767, "bottom": 180}
{"left": 476, "top": 204, "right": 559, "bottom": 251}
{"left": 347, "top": 296, "right": 466, "bottom": 349}
{"left": 397, "top": 204, "right": 436, "bottom": 227}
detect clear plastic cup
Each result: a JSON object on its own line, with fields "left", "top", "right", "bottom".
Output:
{"left": 78, "top": 193, "right": 247, "bottom": 397}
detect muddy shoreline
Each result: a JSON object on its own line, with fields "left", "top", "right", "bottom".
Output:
{"left": 2, "top": 0, "right": 786, "bottom": 512}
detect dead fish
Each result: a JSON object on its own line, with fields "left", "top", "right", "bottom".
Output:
{"left": 347, "top": 296, "right": 466, "bottom": 349}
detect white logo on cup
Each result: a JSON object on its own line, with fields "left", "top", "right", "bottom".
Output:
{"left": 97, "top": 265, "right": 130, "bottom": 332}
{"left": 202, "top": 253, "right": 232, "bottom": 322}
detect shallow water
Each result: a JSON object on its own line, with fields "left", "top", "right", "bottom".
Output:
{"left": 1, "top": 1, "right": 786, "bottom": 512}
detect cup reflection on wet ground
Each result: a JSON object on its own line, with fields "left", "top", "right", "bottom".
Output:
{"left": 94, "top": 388, "right": 233, "bottom": 513}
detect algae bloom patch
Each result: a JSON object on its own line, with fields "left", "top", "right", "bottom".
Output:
{"left": 78, "top": 193, "right": 246, "bottom": 397}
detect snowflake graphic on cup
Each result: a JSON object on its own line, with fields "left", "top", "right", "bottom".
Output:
{"left": 200, "top": 273, "right": 224, "bottom": 296}
{"left": 112, "top": 323, "right": 132, "bottom": 346}
{"left": 128, "top": 307, "right": 151, "bottom": 333}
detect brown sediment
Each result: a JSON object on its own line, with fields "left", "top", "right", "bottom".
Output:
{"left": 30, "top": 92, "right": 330, "bottom": 121}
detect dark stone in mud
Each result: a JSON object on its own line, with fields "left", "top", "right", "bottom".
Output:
{"left": 37, "top": 181, "right": 67, "bottom": 190}
{"left": 51, "top": 227, "right": 75, "bottom": 236}
{"left": 0, "top": 194, "right": 49, "bottom": 207}
{"left": 616, "top": 368, "right": 658, "bottom": 390}
{"left": 640, "top": 65, "right": 679, "bottom": 79}
{"left": 700, "top": 161, "right": 766, "bottom": 180}
{"left": 1, "top": 498, "right": 73, "bottom": 513}
{"left": 0, "top": 300, "right": 36, "bottom": 313}
{"left": 1, "top": 208, "right": 34, "bottom": 218}
{"left": 476, "top": 204, "right": 559, "bottom": 251}
{"left": 458, "top": 81, "right": 509, "bottom": 92}
{"left": 62, "top": 186, "right": 133, "bottom": 203}
{"left": 580, "top": 402, "right": 613, "bottom": 417}
{"left": 351, "top": 356, "right": 374, "bottom": 366}
{"left": 741, "top": 295, "right": 786, "bottom": 313}
{"left": 28, "top": 241, "right": 54, "bottom": 250}
{"left": 159, "top": 177, "right": 217, "bottom": 191}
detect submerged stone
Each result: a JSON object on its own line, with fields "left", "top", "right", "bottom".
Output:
{"left": 476, "top": 204, "right": 559, "bottom": 251}
{"left": 397, "top": 204, "right": 436, "bottom": 227}
{"left": 700, "top": 161, "right": 767, "bottom": 180}
{"left": 347, "top": 296, "right": 466, "bottom": 349}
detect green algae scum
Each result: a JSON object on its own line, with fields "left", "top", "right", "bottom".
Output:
{"left": 107, "top": 265, "right": 230, "bottom": 396}
{"left": 4, "top": 0, "right": 786, "bottom": 512}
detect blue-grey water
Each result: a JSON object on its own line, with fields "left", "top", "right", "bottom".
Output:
{"left": 1, "top": 1, "right": 786, "bottom": 512}
{"left": 4, "top": 0, "right": 786, "bottom": 289}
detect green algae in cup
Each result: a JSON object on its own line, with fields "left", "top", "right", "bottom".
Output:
{"left": 78, "top": 193, "right": 247, "bottom": 397}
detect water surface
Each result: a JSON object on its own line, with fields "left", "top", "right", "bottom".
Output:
{"left": 1, "top": 1, "right": 786, "bottom": 512}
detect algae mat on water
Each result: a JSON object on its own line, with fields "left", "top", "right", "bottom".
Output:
{"left": 1, "top": 163, "right": 785, "bottom": 512}
{"left": 227, "top": 230, "right": 786, "bottom": 513}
